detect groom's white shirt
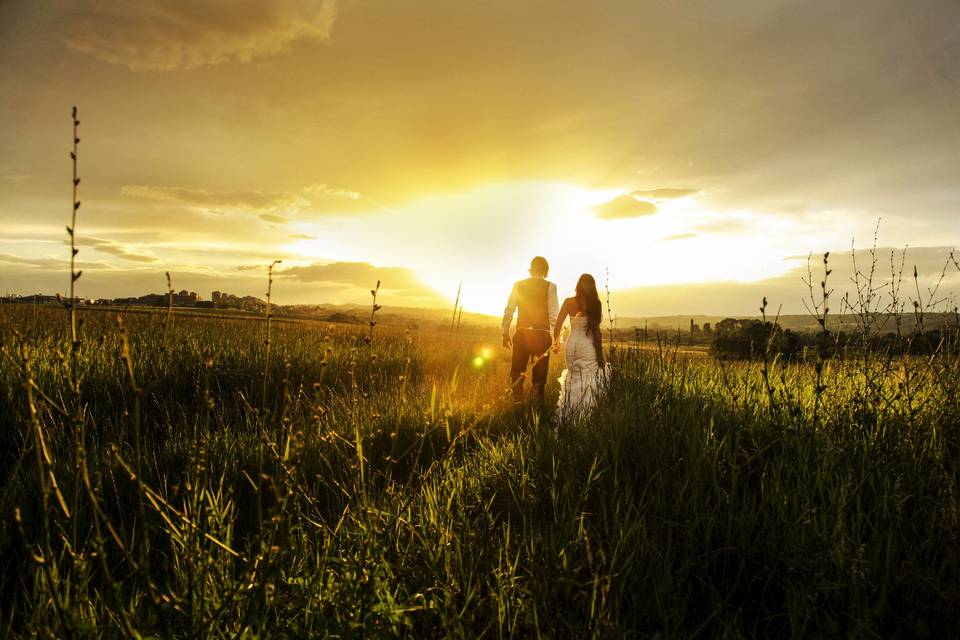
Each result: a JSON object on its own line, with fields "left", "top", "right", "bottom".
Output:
{"left": 501, "top": 277, "right": 559, "bottom": 335}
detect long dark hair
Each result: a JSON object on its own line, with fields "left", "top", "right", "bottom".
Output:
{"left": 575, "top": 273, "right": 604, "bottom": 365}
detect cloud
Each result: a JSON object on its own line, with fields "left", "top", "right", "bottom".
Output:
{"left": 304, "top": 183, "right": 360, "bottom": 201}
{"left": 662, "top": 233, "right": 697, "bottom": 241}
{"left": 593, "top": 195, "right": 658, "bottom": 220}
{"left": 121, "top": 183, "right": 368, "bottom": 217}
{"left": 63, "top": 0, "right": 338, "bottom": 72}
{"left": 693, "top": 219, "right": 751, "bottom": 234}
{"left": 630, "top": 188, "right": 698, "bottom": 200}
{"left": 0, "top": 254, "right": 68, "bottom": 269}
{"left": 0, "top": 253, "right": 113, "bottom": 271}
{"left": 80, "top": 237, "right": 159, "bottom": 263}
{"left": 277, "top": 261, "right": 443, "bottom": 298}
{"left": 121, "top": 185, "right": 306, "bottom": 211}
{"left": 0, "top": 168, "right": 31, "bottom": 183}
{"left": 301, "top": 183, "right": 380, "bottom": 215}
{"left": 289, "top": 234, "right": 316, "bottom": 240}
{"left": 593, "top": 188, "right": 699, "bottom": 222}
{"left": 167, "top": 246, "right": 285, "bottom": 261}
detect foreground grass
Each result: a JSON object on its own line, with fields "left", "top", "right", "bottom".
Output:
{"left": 1, "top": 304, "right": 958, "bottom": 638}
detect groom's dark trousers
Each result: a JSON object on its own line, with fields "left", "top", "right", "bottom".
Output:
{"left": 510, "top": 328, "right": 552, "bottom": 403}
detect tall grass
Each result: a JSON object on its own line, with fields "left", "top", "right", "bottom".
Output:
{"left": 2, "top": 293, "right": 959, "bottom": 637}
{"left": 0, "top": 110, "right": 957, "bottom": 637}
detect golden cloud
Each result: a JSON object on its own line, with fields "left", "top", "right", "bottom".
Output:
{"left": 81, "top": 237, "right": 159, "bottom": 263}
{"left": 121, "top": 185, "right": 307, "bottom": 211}
{"left": 630, "top": 188, "right": 699, "bottom": 200}
{"left": 277, "top": 261, "right": 444, "bottom": 299}
{"left": 121, "top": 183, "right": 368, "bottom": 217}
{"left": 594, "top": 195, "right": 658, "bottom": 220}
{"left": 64, "top": 0, "right": 338, "bottom": 71}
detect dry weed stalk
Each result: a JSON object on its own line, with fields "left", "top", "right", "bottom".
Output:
{"left": 889, "top": 246, "right": 908, "bottom": 337}
{"left": 910, "top": 254, "right": 951, "bottom": 336}
{"left": 262, "top": 259, "right": 282, "bottom": 410}
{"left": 65, "top": 106, "right": 82, "bottom": 396}
{"left": 604, "top": 267, "right": 614, "bottom": 356}
{"left": 450, "top": 281, "right": 461, "bottom": 335}
{"left": 366, "top": 279, "right": 382, "bottom": 345}
{"left": 759, "top": 296, "right": 783, "bottom": 416}
{"left": 161, "top": 271, "right": 174, "bottom": 357}
{"left": 802, "top": 251, "right": 833, "bottom": 420}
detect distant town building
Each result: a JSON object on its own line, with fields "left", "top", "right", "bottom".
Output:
{"left": 212, "top": 291, "right": 265, "bottom": 312}
{"left": 6, "top": 290, "right": 257, "bottom": 313}
{"left": 0, "top": 294, "right": 59, "bottom": 305}
{"left": 166, "top": 290, "right": 199, "bottom": 306}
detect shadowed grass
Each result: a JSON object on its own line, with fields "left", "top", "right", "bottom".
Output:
{"left": 1, "top": 301, "right": 958, "bottom": 637}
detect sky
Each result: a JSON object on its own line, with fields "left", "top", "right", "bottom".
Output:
{"left": 1, "top": 0, "right": 959, "bottom": 317}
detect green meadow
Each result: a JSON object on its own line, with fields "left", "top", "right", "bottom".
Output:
{"left": 1, "top": 299, "right": 958, "bottom": 638}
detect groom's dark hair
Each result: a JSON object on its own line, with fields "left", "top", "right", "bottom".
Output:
{"left": 529, "top": 256, "right": 549, "bottom": 277}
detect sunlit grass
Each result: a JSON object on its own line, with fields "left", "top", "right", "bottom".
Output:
{"left": 1, "top": 299, "right": 958, "bottom": 637}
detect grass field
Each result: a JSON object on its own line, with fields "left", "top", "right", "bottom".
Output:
{"left": 1, "top": 301, "right": 958, "bottom": 638}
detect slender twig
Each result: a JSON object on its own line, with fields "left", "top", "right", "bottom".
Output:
{"left": 605, "top": 267, "right": 614, "bottom": 354}
{"left": 801, "top": 252, "right": 833, "bottom": 421}
{"left": 67, "top": 106, "right": 82, "bottom": 396}
{"left": 367, "top": 280, "right": 381, "bottom": 345}
{"left": 759, "top": 297, "right": 782, "bottom": 415}
{"left": 450, "top": 281, "right": 461, "bottom": 335}
{"left": 262, "top": 259, "right": 282, "bottom": 410}
{"left": 889, "top": 247, "right": 908, "bottom": 338}
{"left": 161, "top": 271, "right": 174, "bottom": 357}
{"left": 66, "top": 106, "right": 87, "bottom": 576}
{"left": 912, "top": 266, "right": 924, "bottom": 334}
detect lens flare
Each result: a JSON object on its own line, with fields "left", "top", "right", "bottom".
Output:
{"left": 472, "top": 355, "right": 485, "bottom": 369}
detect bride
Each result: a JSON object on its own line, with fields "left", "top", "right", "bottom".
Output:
{"left": 552, "top": 273, "right": 610, "bottom": 423}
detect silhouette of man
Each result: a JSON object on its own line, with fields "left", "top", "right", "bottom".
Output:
{"left": 502, "top": 256, "right": 559, "bottom": 403}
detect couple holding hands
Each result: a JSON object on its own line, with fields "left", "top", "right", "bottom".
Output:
{"left": 501, "top": 256, "right": 609, "bottom": 422}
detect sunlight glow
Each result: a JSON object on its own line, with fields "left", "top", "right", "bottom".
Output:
{"left": 280, "top": 181, "right": 834, "bottom": 315}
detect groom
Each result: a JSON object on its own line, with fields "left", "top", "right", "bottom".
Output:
{"left": 502, "top": 256, "right": 560, "bottom": 403}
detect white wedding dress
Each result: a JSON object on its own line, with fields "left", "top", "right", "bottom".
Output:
{"left": 556, "top": 315, "right": 610, "bottom": 423}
